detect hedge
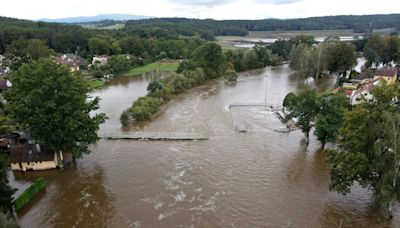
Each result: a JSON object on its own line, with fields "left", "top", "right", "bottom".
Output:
{"left": 14, "top": 177, "right": 46, "bottom": 212}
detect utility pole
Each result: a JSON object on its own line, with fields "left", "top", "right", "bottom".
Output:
{"left": 264, "top": 74, "right": 268, "bottom": 108}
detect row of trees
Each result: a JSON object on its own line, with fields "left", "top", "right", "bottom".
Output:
{"left": 289, "top": 38, "right": 357, "bottom": 82}
{"left": 284, "top": 90, "right": 348, "bottom": 147}
{"left": 125, "top": 14, "right": 400, "bottom": 37}
{"left": 284, "top": 83, "right": 400, "bottom": 218}
{"left": 363, "top": 34, "right": 400, "bottom": 67}
{"left": 120, "top": 42, "right": 279, "bottom": 125}
{"left": 0, "top": 17, "right": 206, "bottom": 61}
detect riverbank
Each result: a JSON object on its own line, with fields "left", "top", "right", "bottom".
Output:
{"left": 87, "top": 79, "right": 105, "bottom": 89}
{"left": 123, "top": 61, "right": 179, "bottom": 76}
{"left": 11, "top": 64, "right": 398, "bottom": 227}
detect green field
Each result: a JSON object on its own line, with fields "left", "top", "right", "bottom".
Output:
{"left": 87, "top": 79, "right": 105, "bottom": 89}
{"left": 125, "top": 62, "right": 179, "bottom": 76}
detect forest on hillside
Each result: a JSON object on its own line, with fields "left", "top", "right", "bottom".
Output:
{"left": 125, "top": 14, "right": 400, "bottom": 38}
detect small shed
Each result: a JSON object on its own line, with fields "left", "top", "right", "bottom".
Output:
{"left": 8, "top": 144, "right": 63, "bottom": 171}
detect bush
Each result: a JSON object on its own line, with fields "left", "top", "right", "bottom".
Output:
{"left": 224, "top": 69, "right": 238, "bottom": 82}
{"left": 14, "top": 177, "right": 46, "bottom": 212}
{"left": 120, "top": 111, "right": 129, "bottom": 126}
{"left": 127, "top": 97, "right": 163, "bottom": 121}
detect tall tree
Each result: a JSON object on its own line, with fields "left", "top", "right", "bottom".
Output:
{"left": 326, "top": 83, "right": 400, "bottom": 218}
{"left": 88, "top": 37, "right": 111, "bottom": 55}
{"left": 324, "top": 40, "right": 357, "bottom": 84}
{"left": 5, "top": 60, "right": 107, "bottom": 158}
{"left": 191, "top": 43, "right": 226, "bottom": 79}
{"left": 284, "top": 89, "right": 320, "bottom": 145}
{"left": 6, "top": 39, "right": 53, "bottom": 70}
{"left": 363, "top": 35, "right": 388, "bottom": 67}
{"left": 314, "top": 93, "right": 348, "bottom": 149}
{"left": 0, "top": 154, "right": 15, "bottom": 215}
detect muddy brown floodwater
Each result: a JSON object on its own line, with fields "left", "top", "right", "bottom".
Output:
{"left": 9, "top": 65, "right": 399, "bottom": 227}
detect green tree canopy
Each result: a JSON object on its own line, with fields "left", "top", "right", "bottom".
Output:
{"left": 5, "top": 60, "right": 107, "bottom": 158}
{"left": 88, "top": 37, "right": 112, "bottom": 55}
{"left": 192, "top": 43, "right": 226, "bottom": 79}
{"left": 326, "top": 83, "right": 400, "bottom": 218}
{"left": 284, "top": 89, "right": 320, "bottom": 145}
{"left": 314, "top": 93, "right": 348, "bottom": 149}
{"left": 324, "top": 40, "right": 357, "bottom": 75}
{"left": 0, "top": 154, "right": 15, "bottom": 215}
{"left": 6, "top": 39, "right": 53, "bottom": 70}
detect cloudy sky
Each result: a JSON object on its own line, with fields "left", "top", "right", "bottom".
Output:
{"left": 1, "top": 0, "right": 399, "bottom": 20}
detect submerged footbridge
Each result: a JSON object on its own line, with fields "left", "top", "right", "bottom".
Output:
{"left": 101, "top": 132, "right": 209, "bottom": 141}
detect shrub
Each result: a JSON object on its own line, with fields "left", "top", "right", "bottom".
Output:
{"left": 14, "top": 177, "right": 46, "bottom": 212}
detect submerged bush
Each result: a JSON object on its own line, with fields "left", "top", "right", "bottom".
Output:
{"left": 224, "top": 69, "right": 238, "bottom": 82}
{"left": 126, "top": 97, "right": 163, "bottom": 122}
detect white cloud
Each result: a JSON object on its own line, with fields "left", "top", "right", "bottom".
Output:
{"left": 0, "top": 0, "right": 399, "bottom": 20}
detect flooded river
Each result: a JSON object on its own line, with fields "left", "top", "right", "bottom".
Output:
{"left": 10, "top": 65, "right": 400, "bottom": 227}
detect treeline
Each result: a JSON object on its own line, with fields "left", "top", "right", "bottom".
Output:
{"left": 284, "top": 83, "right": 400, "bottom": 218}
{"left": 125, "top": 14, "right": 400, "bottom": 38}
{"left": 0, "top": 16, "right": 205, "bottom": 60}
{"left": 120, "top": 42, "right": 279, "bottom": 125}
{"left": 285, "top": 34, "right": 400, "bottom": 83}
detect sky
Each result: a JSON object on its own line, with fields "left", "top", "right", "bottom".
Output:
{"left": 1, "top": 0, "right": 399, "bottom": 20}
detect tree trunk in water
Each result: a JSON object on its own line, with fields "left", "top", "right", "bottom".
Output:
{"left": 321, "top": 142, "right": 325, "bottom": 150}
{"left": 389, "top": 201, "right": 393, "bottom": 219}
{"left": 306, "top": 132, "right": 310, "bottom": 145}
{"left": 336, "top": 72, "right": 341, "bottom": 87}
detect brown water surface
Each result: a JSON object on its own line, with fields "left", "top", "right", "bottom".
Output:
{"left": 10, "top": 65, "right": 399, "bottom": 227}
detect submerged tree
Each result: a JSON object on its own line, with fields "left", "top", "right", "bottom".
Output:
{"left": 5, "top": 60, "right": 107, "bottom": 158}
{"left": 284, "top": 89, "right": 320, "bottom": 145}
{"left": 326, "top": 83, "right": 400, "bottom": 218}
{"left": 0, "top": 154, "right": 15, "bottom": 215}
{"left": 323, "top": 40, "right": 357, "bottom": 85}
{"left": 314, "top": 93, "right": 348, "bottom": 149}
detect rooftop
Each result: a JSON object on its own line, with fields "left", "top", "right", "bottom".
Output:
{"left": 8, "top": 144, "right": 55, "bottom": 163}
{"left": 375, "top": 67, "right": 398, "bottom": 77}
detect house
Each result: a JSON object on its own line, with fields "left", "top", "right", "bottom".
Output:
{"left": 53, "top": 54, "right": 87, "bottom": 72}
{"left": 330, "top": 87, "right": 354, "bottom": 99}
{"left": 350, "top": 80, "right": 381, "bottom": 106}
{"left": 92, "top": 55, "right": 109, "bottom": 66}
{"left": 342, "top": 82, "right": 358, "bottom": 90}
{"left": 4, "top": 132, "right": 29, "bottom": 144}
{"left": 351, "top": 71, "right": 374, "bottom": 85}
{"left": 0, "top": 138, "right": 11, "bottom": 151}
{"left": 373, "top": 67, "right": 399, "bottom": 85}
{"left": 8, "top": 144, "right": 63, "bottom": 171}
{"left": 0, "top": 79, "right": 12, "bottom": 92}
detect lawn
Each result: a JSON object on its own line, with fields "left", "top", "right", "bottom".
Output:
{"left": 125, "top": 61, "right": 179, "bottom": 76}
{"left": 87, "top": 79, "right": 105, "bottom": 89}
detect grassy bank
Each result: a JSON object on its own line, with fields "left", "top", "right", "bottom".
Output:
{"left": 14, "top": 177, "right": 46, "bottom": 212}
{"left": 87, "top": 79, "right": 105, "bottom": 89}
{"left": 124, "top": 61, "right": 179, "bottom": 76}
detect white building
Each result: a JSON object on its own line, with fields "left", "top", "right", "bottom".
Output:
{"left": 350, "top": 80, "right": 381, "bottom": 106}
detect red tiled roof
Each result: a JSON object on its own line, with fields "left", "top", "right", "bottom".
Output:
{"left": 344, "top": 89, "right": 353, "bottom": 96}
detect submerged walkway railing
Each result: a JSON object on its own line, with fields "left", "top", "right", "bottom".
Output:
{"left": 101, "top": 132, "right": 208, "bottom": 141}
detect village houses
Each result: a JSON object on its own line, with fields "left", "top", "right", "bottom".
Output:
{"left": 92, "top": 55, "right": 109, "bottom": 66}
{"left": 332, "top": 67, "right": 399, "bottom": 106}
{"left": 53, "top": 54, "right": 87, "bottom": 72}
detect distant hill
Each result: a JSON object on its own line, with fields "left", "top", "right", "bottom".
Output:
{"left": 126, "top": 14, "right": 400, "bottom": 37}
{"left": 37, "top": 14, "right": 152, "bottom": 23}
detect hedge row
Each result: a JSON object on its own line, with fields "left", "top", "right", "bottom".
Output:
{"left": 14, "top": 177, "right": 46, "bottom": 212}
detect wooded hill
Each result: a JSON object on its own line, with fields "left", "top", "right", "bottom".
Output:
{"left": 125, "top": 14, "right": 400, "bottom": 38}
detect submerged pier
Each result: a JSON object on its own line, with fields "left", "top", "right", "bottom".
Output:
{"left": 101, "top": 132, "right": 209, "bottom": 141}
